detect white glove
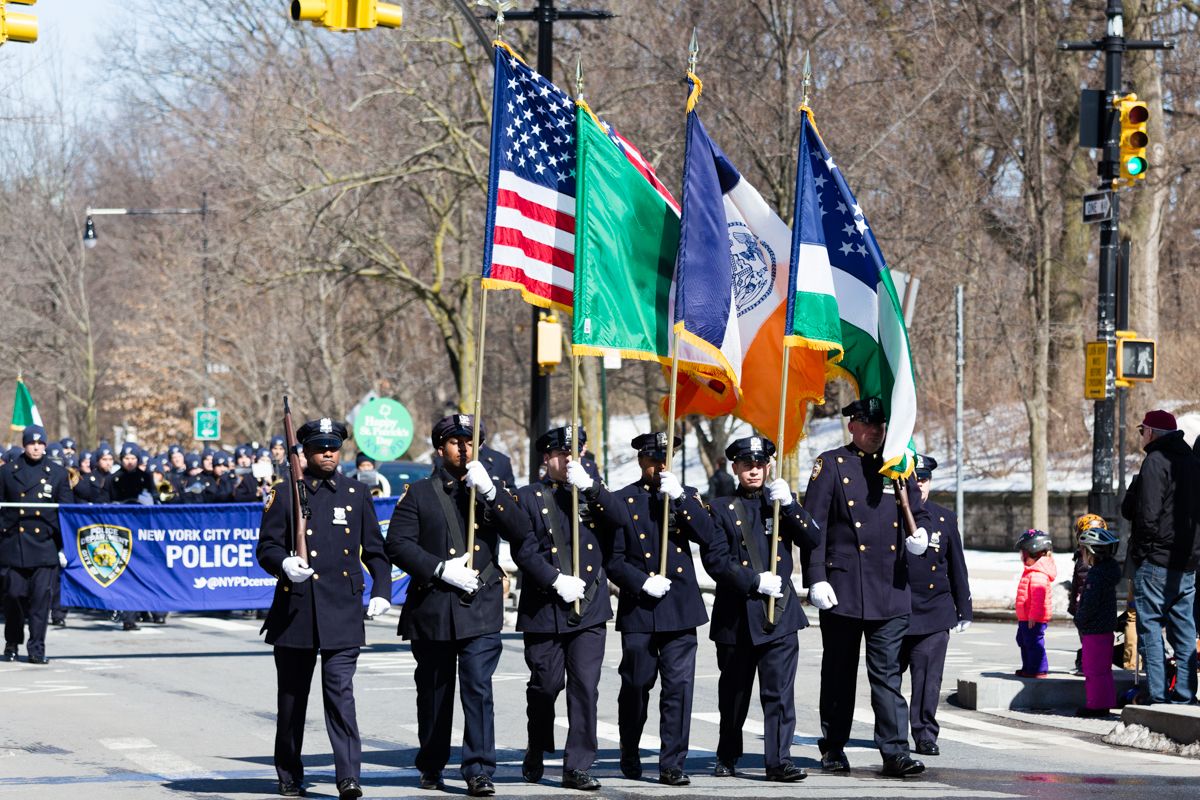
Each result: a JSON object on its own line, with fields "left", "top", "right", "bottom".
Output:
{"left": 657, "top": 470, "right": 684, "bottom": 500}
{"left": 367, "top": 597, "right": 391, "bottom": 618}
{"left": 953, "top": 620, "right": 972, "bottom": 634}
{"left": 58, "top": 551, "right": 68, "bottom": 568}
{"left": 464, "top": 460, "right": 497, "bottom": 502}
{"left": 552, "top": 573, "right": 587, "bottom": 603}
{"left": 566, "top": 461, "right": 594, "bottom": 491}
{"left": 905, "top": 526, "right": 929, "bottom": 555}
{"left": 766, "top": 478, "right": 793, "bottom": 506}
{"left": 282, "top": 556, "right": 314, "bottom": 583}
{"left": 137, "top": 489, "right": 155, "bottom": 506}
{"left": 808, "top": 581, "right": 838, "bottom": 610}
{"left": 252, "top": 460, "right": 274, "bottom": 481}
{"left": 438, "top": 554, "right": 480, "bottom": 593}
{"left": 756, "top": 571, "right": 784, "bottom": 598}
{"left": 641, "top": 574, "right": 673, "bottom": 598}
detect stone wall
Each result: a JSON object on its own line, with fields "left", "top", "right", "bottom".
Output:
{"left": 928, "top": 490, "right": 1095, "bottom": 551}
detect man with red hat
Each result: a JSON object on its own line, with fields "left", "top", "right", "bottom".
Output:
{"left": 1121, "top": 409, "right": 1200, "bottom": 704}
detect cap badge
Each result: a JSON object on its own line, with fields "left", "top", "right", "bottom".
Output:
{"left": 319, "top": 418, "right": 333, "bottom": 434}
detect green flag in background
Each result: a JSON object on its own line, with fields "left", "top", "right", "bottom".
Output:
{"left": 11, "top": 376, "right": 43, "bottom": 431}
{"left": 570, "top": 101, "right": 680, "bottom": 361}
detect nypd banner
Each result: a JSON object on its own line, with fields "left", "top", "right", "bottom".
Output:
{"left": 58, "top": 499, "right": 407, "bottom": 612}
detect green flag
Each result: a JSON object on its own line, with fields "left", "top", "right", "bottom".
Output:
{"left": 11, "top": 377, "right": 43, "bottom": 431}
{"left": 570, "top": 102, "right": 680, "bottom": 361}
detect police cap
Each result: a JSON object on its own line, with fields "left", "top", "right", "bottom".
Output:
{"left": 725, "top": 435, "right": 776, "bottom": 463}
{"left": 841, "top": 397, "right": 885, "bottom": 424}
{"left": 536, "top": 425, "right": 588, "bottom": 453}
{"left": 296, "top": 418, "right": 348, "bottom": 451}
{"left": 355, "top": 452, "right": 374, "bottom": 468}
{"left": 167, "top": 443, "right": 184, "bottom": 456}
{"left": 119, "top": 443, "right": 140, "bottom": 459}
{"left": 22, "top": 425, "right": 47, "bottom": 446}
{"left": 60, "top": 437, "right": 77, "bottom": 450}
{"left": 913, "top": 453, "right": 938, "bottom": 480}
{"left": 631, "top": 431, "right": 682, "bottom": 460}
{"left": 95, "top": 444, "right": 114, "bottom": 459}
{"left": 185, "top": 453, "right": 202, "bottom": 470}
{"left": 269, "top": 435, "right": 285, "bottom": 449}
{"left": 432, "top": 414, "right": 476, "bottom": 448}
{"left": 213, "top": 452, "right": 231, "bottom": 467}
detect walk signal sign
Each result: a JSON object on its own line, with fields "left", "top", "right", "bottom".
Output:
{"left": 1115, "top": 331, "right": 1155, "bottom": 386}
{"left": 1115, "top": 94, "right": 1149, "bottom": 186}
{"left": 0, "top": 0, "right": 38, "bottom": 46}
{"left": 290, "top": 0, "right": 402, "bottom": 32}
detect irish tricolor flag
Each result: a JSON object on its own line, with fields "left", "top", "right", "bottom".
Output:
{"left": 11, "top": 376, "right": 43, "bottom": 432}
{"left": 788, "top": 109, "right": 918, "bottom": 479}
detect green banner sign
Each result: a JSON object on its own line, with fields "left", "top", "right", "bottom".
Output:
{"left": 353, "top": 398, "right": 413, "bottom": 462}
{"left": 193, "top": 407, "right": 220, "bottom": 441}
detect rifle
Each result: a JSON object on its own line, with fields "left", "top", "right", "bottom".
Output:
{"left": 283, "top": 396, "right": 310, "bottom": 561}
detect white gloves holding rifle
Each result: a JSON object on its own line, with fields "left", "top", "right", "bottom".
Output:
{"left": 282, "top": 556, "right": 314, "bottom": 583}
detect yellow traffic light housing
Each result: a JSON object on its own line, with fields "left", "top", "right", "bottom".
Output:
{"left": 0, "top": 0, "right": 39, "bottom": 46}
{"left": 1115, "top": 329, "right": 1155, "bottom": 387}
{"left": 1115, "top": 93, "right": 1149, "bottom": 187}
{"left": 537, "top": 312, "right": 563, "bottom": 375}
{"left": 290, "top": 0, "right": 402, "bottom": 32}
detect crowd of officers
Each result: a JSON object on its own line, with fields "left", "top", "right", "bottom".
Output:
{"left": 257, "top": 398, "right": 972, "bottom": 800}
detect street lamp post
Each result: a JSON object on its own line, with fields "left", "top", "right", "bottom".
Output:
{"left": 84, "top": 196, "right": 213, "bottom": 404}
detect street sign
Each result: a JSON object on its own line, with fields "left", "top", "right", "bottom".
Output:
{"left": 1084, "top": 342, "right": 1109, "bottom": 400}
{"left": 353, "top": 398, "right": 413, "bottom": 461}
{"left": 1116, "top": 333, "right": 1156, "bottom": 385}
{"left": 1082, "top": 191, "right": 1113, "bottom": 224}
{"left": 193, "top": 407, "right": 221, "bottom": 441}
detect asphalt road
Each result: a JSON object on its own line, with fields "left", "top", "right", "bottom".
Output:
{"left": 1, "top": 611, "right": 1197, "bottom": 799}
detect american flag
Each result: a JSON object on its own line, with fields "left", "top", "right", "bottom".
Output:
{"left": 481, "top": 45, "right": 677, "bottom": 311}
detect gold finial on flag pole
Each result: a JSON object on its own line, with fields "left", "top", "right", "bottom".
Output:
{"left": 688, "top": 27, "right": 699, "bottom": 75}
{"left": 575, "top": 55, "right": 584, "bottom": 99}
{"left": 801, "top": 49, "right": 813, "bottom": 108}
{"left": 477, "top": 0, "right": 517, "bottom": 40}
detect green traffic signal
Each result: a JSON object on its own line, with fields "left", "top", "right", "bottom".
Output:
{"left": 1126, "top": 157, "right": 1147, "bottom": 176}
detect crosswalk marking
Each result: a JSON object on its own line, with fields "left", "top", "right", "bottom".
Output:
{"left": 180, "top": 617, "right": 258, "bottom": 632}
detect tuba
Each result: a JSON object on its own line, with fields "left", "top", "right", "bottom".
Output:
{"left": 157, "top": 480, "right": 176, "bottom": 503}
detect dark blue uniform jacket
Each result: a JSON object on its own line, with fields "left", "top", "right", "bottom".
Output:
{"left": 0, "top": 455, "right": 74, "bottom": 568}
{"left": 905, "top": 501, "right": 972, "bottom": 636}
{"left": 256, "top": 471, "right": 390, "bottom": 650}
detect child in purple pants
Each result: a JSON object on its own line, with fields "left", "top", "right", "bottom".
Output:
{"left": 1073, "top": 519, "right": 1121, "bottom": 716}
{"left": 1015, "top": 530, "right": 1056, "bottom": 677}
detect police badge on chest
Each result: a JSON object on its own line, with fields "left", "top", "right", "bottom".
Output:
{"left": 333, "top": 506, "right": 348, "bottom": 526}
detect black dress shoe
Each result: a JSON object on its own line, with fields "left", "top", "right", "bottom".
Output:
{"left": 562, "top": 769, "right": 601, "bottom": 790}
{"left": 713, "top": 761, "right": 737, "bottom": 778}
{"left": 881, "top": 755, "right": 925, "bottom": 778}
{"left": 151, "top": 614, "right": 168, "bottom": 624}
{"left": 522, "top": 750, "right": 544, "bottom": 783}
{"left": 123, "top": 621, "right": 139, "bottom": 631}
{"left": 28, "top": 655, "right": 49, "bottom": 665}
{"left": 277, "top": 779, "right": 304, "bottom": 797}
{"left": 51, "top": 618, "right": 66, "bottom": 627}
{"left": 619, "top": 750, "right": 642, "bottom": 779}
{"left": 820, "top": 750, "right": 850, "bottom": 772}
{"left": 657, "top": 768, "right": 690, "bottom": 786}
{"left": 2, "top": 647, "right": 16, "bottom": 662}
{"left": 766, "top": 763, "right": 808, "bottom": 782}
{"left": 337, "top": 777, "right": 362, "bottom": 799}
{"left": 466, "top": 775, "right": 495, "bottom": 797}
{"left": 915, "top": 739, "right": 940, "bottom": 756}
{"left": 418, "top": 772, "right": 442, "bottom": 790}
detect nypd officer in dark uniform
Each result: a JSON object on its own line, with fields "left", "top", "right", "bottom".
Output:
{"left": 502, "top": 425, "right": 612, "bottom": 791}
{"left": 109, "top": 444, "right": 157, "bottom": 504}
{"left": 385, "top": 414, "right": 524, "bottom": 797}
{"left": 684, "top": 435, "right": 818, "bottom": 782}
{"left": 593, "top": 432, "right": 729, "bottom": 786}
{"left": 1, "top": 426, "right": 74, "bottom": 664}
{"left": 257, "top": 418, "right": 392, "bottom": 800}
{"left": 803, "top": 398, "right": 932, "bottom": 778}
{"left": 901, "top": 453, "right": 972, "bottom": 756}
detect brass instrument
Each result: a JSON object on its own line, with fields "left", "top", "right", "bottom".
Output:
{"left": 157, "top": 480, "right": 176, "bottom": 503}
{"left": 67, "top": 467, "right": 81, "bottom": 489}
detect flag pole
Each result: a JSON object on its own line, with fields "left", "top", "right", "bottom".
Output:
{"left": 767, "top": 344, "right": 791, "bottom": 625}
{"left": 570, "top": 353, "right": 582, "bottom": 617}
{"left": 660, "top": 329, "right": 682, "bottom": 577}
{"left": 465, "top": 283, "right": 490, "bottom": 575}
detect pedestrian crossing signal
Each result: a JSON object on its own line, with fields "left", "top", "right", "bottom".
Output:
{"left": 0, "top": 0, "right": 38, "bottom": 46}
{"left": 290, "top": 0, "right": 402, "bottom": 32}
{"left": 1115, "top": 331, "right": 1155, "bottom": 386}
{"left": 1115, "top": 94, "right": 1149, "bottom": 187}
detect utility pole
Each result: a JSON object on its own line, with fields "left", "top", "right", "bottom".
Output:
{"left": 491, "top": 0, "right": 614, "bottom": 479}
{"left": 1059, "top": 0, "right": 1171, "bottom": 520}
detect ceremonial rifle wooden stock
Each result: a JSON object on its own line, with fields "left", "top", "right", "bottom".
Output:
{"left": 283, "top": 397, "right": 309, "bottom": 562}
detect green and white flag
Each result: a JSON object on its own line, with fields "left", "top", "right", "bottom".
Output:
{"left": 570, "top": 100, "right": 681, "bottom": 362}
{"left": 11, "top": 377, "right": 43, "bottom": 432}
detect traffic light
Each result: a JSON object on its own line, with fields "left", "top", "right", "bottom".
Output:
{"left": 1115, "top": 93, "right": 1149, "bottom": 186}
{"left": 0, "top": 0, "right": 38, "bottom": 46}
{"left": 1115, "top": 329, "right": 1155, "bottom": 386}
{"left": 290, "top": 0, "right": 402, "bottom": 32}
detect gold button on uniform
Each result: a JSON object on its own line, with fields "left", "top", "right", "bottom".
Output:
{"left": 639, "top": 533, "right": 646, "bottom": 540}
{"left": 551, "top": 546, "right": 558, "bottom": 553}
{"left": 645, "top": 552, "right": 652, "bottom": 559}
{"left": 474, "top": 545, "right": 481, "bottom": 551}
{"left": 633, "top": 514, "right": 639, "bottom": 520}
{"left": 929, "top": 583, "right": 935, "bottom": 589}
{"left": 310, "top": 550, "right": 318, "bottom": 557}
{"left": 890, "top": 544, "right": 896, "bottom": 551}
{"left": 859, "top": 545, "right": 866, "bottom": 551}
{"left": 931, "top": 565, "right": 937, "bottom": 571}
{"left": 676, "top": 566, "right": 684, "bottom": 573}
{"left": 742, "top": 560, "right": 749, "bottom": 566}
{"left": 587, "top": 565, "right": 594, "bottom": 572}
{"left": 313, "top": 573, "right": 320, "bottom": 580}
{"left": 449, "top": 548, "right": 457, "bottom": 555}
{"left": 854, "top": 521, "right": 862, "bottom": 528}
{"left": 587, "top": 543, "right": 594, "bottom": 550}
{"left": 344, "top": 549, "right": 350, "bottom": 555}
{"left": 848, "top": 500, "right": 855, "bottom": 507}
{"left": 343, "top": 571, "right": 349, "bottom": 576}
{"left": 842, "top": 477, "right": 850, "bottom": 484}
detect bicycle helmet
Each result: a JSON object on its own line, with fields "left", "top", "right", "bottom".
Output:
{"left": 1078, "top": 525, "right": 1120, "bottom": 557}
{"left": 1017, "top": 529, "right": 1053, "bottom": 557}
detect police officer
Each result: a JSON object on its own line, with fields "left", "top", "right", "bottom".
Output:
{"left": 109, "top": 444, "right": 157, "bottom": 504}
{"left": 1, "top": 426, "right": 74, "bottom": 665}
{"left": 803, "top": 397, "right": 932, "bottom": 778}
{"left": 257, "top": 418, "right": 391, "bottom": 800}
{"left": 502, "top": 425, "right": 612, "bottom": 791}
{"left": 384, "top": 414, "right": 524, "bottom": 797}
{"left": 691, "top": 436, "right": 818, "bottom": 782}
{"left": 900, "top": 454, "right": 971, "bottom": 756}
{"left": 594, "top": 432, "right": 728, "bottom": 786}
{"left": 75, "top": 444, "right": 114, "bottom": 502}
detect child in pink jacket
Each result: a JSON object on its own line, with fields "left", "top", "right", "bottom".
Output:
{"left": 1015, "top": 529, "right": 1056, "bottom": 677}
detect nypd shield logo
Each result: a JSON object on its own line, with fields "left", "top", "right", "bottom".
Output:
{"left": 77, "top": 524, "right": 133, "bottom": 588}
